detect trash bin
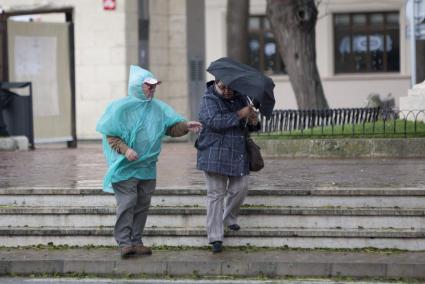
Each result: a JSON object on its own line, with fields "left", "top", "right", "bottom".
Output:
{"left": 0, "top": 89, "right": 13, "bottom": 137}
{"left": 0, "top": 82, "right": 34, "bottom": 149}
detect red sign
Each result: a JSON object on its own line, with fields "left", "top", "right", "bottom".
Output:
{"left": 103, "top": 0, "right": 116, "bottom": 11}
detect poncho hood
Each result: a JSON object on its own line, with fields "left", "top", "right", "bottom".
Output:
{"left": 128, "top": 65, "right": 153, "bottom": 101}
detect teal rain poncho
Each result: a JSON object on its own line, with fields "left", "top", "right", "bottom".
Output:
{"left": 96, "top": 65, "right": 186, "bottom": 193}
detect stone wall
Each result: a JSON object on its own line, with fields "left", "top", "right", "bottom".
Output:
{"left": 149, "top": 0, "right": 189, "bottom": 117}
{"left": 254, "top": 138, "right": 425, "bottom": 158}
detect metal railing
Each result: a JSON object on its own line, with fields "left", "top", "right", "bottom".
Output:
{"left": 258, "top": 108, "right": 425, "bottom": 137}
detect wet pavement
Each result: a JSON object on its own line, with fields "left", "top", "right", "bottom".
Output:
{"left": 0, "top": 141, "right": 424, "bottom": 190}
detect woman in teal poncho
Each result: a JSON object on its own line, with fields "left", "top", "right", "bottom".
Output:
{"left": 96, "top": 65, "right": 201, "bottom": 258}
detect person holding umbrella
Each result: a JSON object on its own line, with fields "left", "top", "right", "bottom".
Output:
{"left": 196, "top": 58, "right": 275, "bottom": 253}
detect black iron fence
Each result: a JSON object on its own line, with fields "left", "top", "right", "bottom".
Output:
{"left": 258, "top": 108, "right": 425, "bottom": 137}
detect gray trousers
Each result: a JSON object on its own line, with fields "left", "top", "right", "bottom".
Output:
{"left": 112, "top": 178, "right": 156, "bottom": 247}
{"left": 204, "top": 172, "right": 249, "bottom": 243}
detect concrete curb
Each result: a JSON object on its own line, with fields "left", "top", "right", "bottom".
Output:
{"left": 254, "top": 137, "right": 425, "bottom": 158}
{"left": 0, "top": 248, "right": 424, "bottom": 280}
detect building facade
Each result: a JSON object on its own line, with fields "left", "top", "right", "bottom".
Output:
{"left": 1, "top": 0, "right": 195, "bottom": 140}
{"left": 0, "top": 0, "right": 422, "bottom": 140}
{"left": 206, "top": 0, "right": 414, "bottom": 110}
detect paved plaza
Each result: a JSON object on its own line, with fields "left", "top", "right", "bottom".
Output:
{"left": 0, "top": 141, "right": 424, "bottom": 190}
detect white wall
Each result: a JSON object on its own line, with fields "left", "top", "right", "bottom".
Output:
{"left": 205, "top": 0, "right": 411, "bottom": 110}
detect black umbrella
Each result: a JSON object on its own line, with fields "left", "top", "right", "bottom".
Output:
{"left": 207, "top": 57, "right": 275, "bottom": 118}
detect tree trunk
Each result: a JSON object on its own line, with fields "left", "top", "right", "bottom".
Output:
{"left": 267, "top": 0, "right": 329, "bottom": 109}
{"left": 227, "top": 0, "right": 250, "bottom": 64}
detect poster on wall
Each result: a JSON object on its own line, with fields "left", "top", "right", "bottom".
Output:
{"left": 14, "top": 36, "right": 60, "bottom": 117}
{"left": 8, "top": 20, "right": 72, "bottom": 143}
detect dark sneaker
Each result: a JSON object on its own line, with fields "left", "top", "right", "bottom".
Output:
{"left": 228, "top": 224, "right": 240, "bottom": 231}
{"left": 211, "top": 241, "right": 223, "bottom": 253}
{"left": 133, "top": 244, "right": 152, "bottom": 255}
{"left": 119, "top": 246, "right": 136, "bottom": 258}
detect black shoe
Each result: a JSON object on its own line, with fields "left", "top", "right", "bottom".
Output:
{"left": 228, "top": 224, "right": 240, "bottom": 231}
{"left": 211, "top": 241, "right": 223, "bottom": 253}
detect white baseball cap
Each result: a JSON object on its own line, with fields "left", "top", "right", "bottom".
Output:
{"left": 143, "top": 77, "right": 161, "bottom": 85}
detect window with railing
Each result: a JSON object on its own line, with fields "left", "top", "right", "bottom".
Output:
{"left": 334, "top": 12, "right": 400, "bottom": 74}
{"left": 248, "top": 16, "right": 286, "bottom": 75}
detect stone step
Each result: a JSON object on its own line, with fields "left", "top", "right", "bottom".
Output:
{"left": 1, "top": 226, "right": 424, "bottom": 250}
{"left": 2, "top": 186, "right": 425, "bottom": 208}
{"left": 1, "top": 247, "right": 425, "bottom": 279}
{"left": 1, "top": 206, "right": 424, "bottom": 229}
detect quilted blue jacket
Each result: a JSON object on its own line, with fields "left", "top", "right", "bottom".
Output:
{"left": 196, "top": 81, "right": 259, "bottom": 176}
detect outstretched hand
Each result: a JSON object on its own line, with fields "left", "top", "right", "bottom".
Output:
{"left": 186, "top": 121, "right": 202, "bottom": 133}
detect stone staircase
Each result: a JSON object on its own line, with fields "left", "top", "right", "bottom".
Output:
{"left": 1, "top": 186, "right": 425, "bottom": 249}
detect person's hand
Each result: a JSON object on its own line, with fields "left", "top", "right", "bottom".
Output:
{"left": 237, "top": 106, "right": 251, "bottom": 119}
{"left": 248, "top": 107, "right": 258, "bottom": 125}
{"left": 125, "top": 148, "right": 139, "bottom": 161}
{"left": 187, "top": 121, "right": 202, "bottom": 133}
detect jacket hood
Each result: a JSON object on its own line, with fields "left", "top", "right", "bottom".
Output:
{"left": 128, "top": 65, "right": 155, "bottom": 101}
